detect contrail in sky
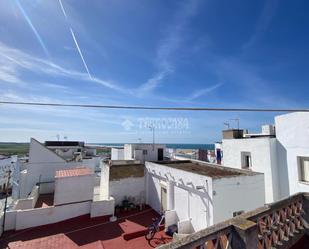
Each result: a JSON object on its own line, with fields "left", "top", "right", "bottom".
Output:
{"left": 58, "top": 0, "right": 92, "bottom": 79}
{"left": 15, "top": 0, "right": 50, "bottom": 58}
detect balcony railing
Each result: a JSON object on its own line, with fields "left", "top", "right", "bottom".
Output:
{"left": 253, "top": 196, "right": 304, "bottom": 248}
{"left": 158, "top": 193, "right": 309, "bottom": 249}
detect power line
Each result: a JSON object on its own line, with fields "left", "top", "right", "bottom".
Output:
{"left": 0, "top": 101, "right": 308, "bottom": 112}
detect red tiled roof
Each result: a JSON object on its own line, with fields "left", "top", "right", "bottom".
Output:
{"left": 55, "top": 167, "right": 92, "bottom": 178}
{"left": 8, "top": 234, "right": 77, "bottom": 249}
{"left": 2, "top": 207, "right": 172, "bottom": 249}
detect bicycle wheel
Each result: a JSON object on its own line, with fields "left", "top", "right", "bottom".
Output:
{"left": 145, "top": 228, "right": 156, "bottom": 240}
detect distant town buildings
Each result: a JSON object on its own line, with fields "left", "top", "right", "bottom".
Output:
{"left": 111, "top": 143, "right": 166, "bottom": 163}
{"left": 0, "top": 155, "right": 17, "bottom": 193}
{"left": 15, "top": 138, "right": 101, "bottom": 199}
{"left": 2, "top": 112, "right": 309, "bottom": 249}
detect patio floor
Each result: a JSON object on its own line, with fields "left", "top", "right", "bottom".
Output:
{"left": 0, "top": 207, "right": 172, "bottom": 249}
{"left": 34, "top": 194, "right": 54, "bottom": 208}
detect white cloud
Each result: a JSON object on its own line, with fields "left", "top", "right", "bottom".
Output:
{"left": 242, "top": 0, "right": 279, "bottom": 51}
{"left": 186, "top": 83, "right": 223, "bottom": 101}
{"left": 137, "top": 0, "right": 200, "bottom": 95}
{"left": 41, "top": 83, "right": 69, "bottom": 90}
{"left": 137, "top": 71, "right": 168, "bottom": 93}
{"left": 0, "top": 42, "right": 127, "bottom": 92}
{"left": 0, "top": 65, "right": 21, "bottom": 84}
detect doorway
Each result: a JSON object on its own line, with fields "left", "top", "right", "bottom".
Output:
{"left": 158, "top": 148, "right": 164, "bottom": 161}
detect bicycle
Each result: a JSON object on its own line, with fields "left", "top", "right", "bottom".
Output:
{"left": 145, "top": 213, "right": 165, "bottom": 240}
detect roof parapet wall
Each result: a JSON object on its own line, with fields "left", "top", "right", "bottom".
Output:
{"left": 153, "top": 160, "right": 262, "bottom": 179}
{"left": 158, "top": 192, "right": 309, "bottom": 249}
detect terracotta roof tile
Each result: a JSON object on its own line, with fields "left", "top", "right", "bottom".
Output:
{"left": 55, "top": 167, "right": 92, "bottom": 178}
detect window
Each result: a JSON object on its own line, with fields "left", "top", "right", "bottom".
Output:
{"left": 143, "top": 149, "right": 148, "bottom": 155}
{"left": 298, "top": 157, "right": 309, "bottom": 183}
{"left": 241, "top": 152, "right": 252, "bottom": 169}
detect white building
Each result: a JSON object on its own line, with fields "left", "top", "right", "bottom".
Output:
{"left": 222, "top": 126, "right": 279, "bottom": 203}
{"left": 275, "top": 112, "right": 309, "bottom": 197}
{"left": 111, "top": 147, "right": 124, "bottom": 160}
{"left": 44, "top": 140, "right": 97, "bottom": 161}
{"left": 1, "top": 139, "right": 116, "bottom": 233}
{"left": 222, "top": 112, "right": 309, "bottom": 203}
{"left": 99, "top": 160, "right": 145, "bottom": 206}
{"left": 3, "top": 166, "right": 114, "bottom": 232}
{"left": 16, "top": 138, "right": 100, "bottom": 199}
{"left": 53, "top": 167, "right": 95, "bottom": 206}
{"left": 145, "top": 160, "right": 265, "bottom": 234}
{"left": 111, "top": 143, "right": 166, "bottom": 163}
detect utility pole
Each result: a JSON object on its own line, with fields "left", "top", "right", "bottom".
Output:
{"left": 2, "top": 169, "right": 11, "bottom": 233}
{"left": 148, "top": 125, "right": 155, "bottom": 151}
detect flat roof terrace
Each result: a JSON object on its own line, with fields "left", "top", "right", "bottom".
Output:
{"left": 154, "top": 160, "right": 260, "bottom": 179}
{"left": 109, "top": 163, "right": 144, "bottom": 180}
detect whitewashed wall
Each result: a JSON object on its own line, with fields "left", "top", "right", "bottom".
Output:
{"left": 14, "top": 201, "right": 91, "bottom": 230}
{"left": 29, "top": 138, "right": 65, "bottom": 164}
{"left": 212, "top": 174, "right": 265, "bottom": 223}
{"left": 276, "top": 112, "right": 309, "bottom": 198}
{"left": 4, "top": 210, "right": 17, "bottom": 231}
{"left": 4, "top": 198, "right": 112, "bottom": 232}
{"left": 222, "top": 137, "right": 279, "bottom": 203}
{"left": 14, "top": 186, "right": 39, "bottom": 210}
{"left": 54, "top": 174, "right": 94, "bottom": 206}
{"left": 111, "top": 148, "right": 124, "bottom": 160}
{"left": 124, "top": 144, "right": 133, "bottom": 160}
{"left": 109, "top": 177, "right": 145, "bottom": 205}
{"left": 145, "top": 162, "right": 214, "bottom": 232}
{"left": 90, "top": 198, "right": 115, "bottom": 218}
{"left": 146, "top": 172, "right": 162, "bottom": 212}
{"left": 99, "top": 164, "right": 109, "bottom": 199}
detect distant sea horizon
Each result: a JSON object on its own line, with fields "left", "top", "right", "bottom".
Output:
{"left": 89, "top": 143, "right": 215, "bottom": 150}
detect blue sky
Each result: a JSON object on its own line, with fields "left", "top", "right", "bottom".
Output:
{"left": 0, "top": 0, "right": 309, "bottom": 143}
